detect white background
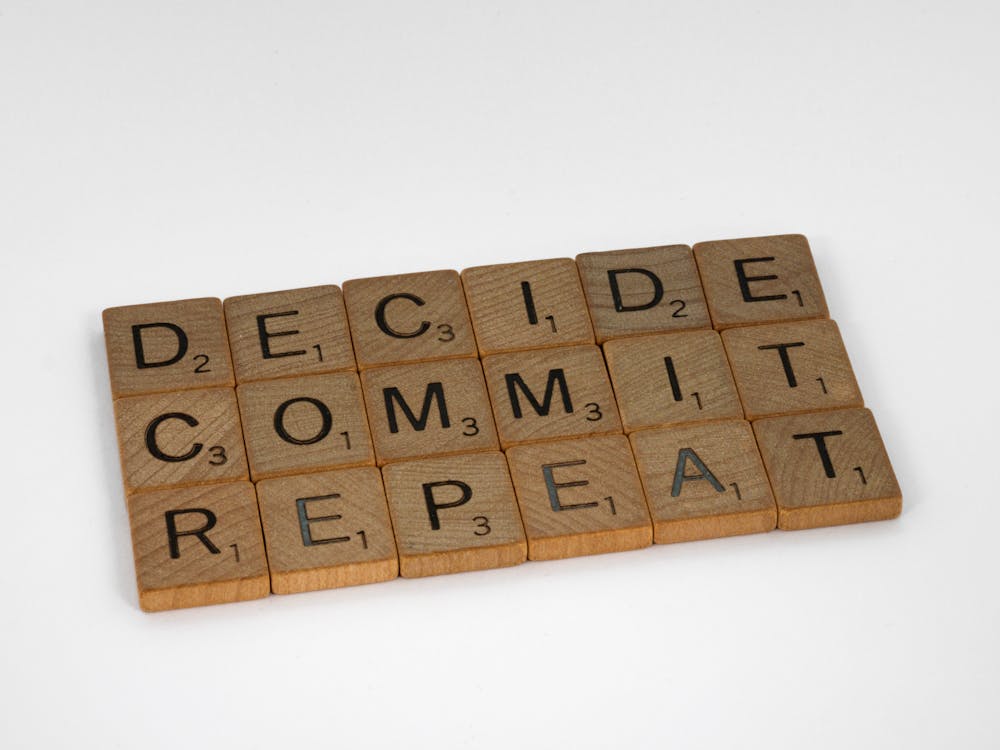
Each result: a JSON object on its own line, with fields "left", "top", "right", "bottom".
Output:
{"left": 2, "top": 2, "right": 998, "bottom": 748}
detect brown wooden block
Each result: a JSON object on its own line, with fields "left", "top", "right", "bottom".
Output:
{"left": 481, "top": 344, "right": 621, "bottom": 448}
{"left": 127, "top": 481, "right": 269, "bottom": 611}
{"left": 505, "top": 434, "right": 651, "bottom": 560}
{"left": 343, "top": 270, "right": 477, "bottom": 368}
{"left": 381, "top": 452, "right": 527, "bottom": 577}
{"left": 360, "top": 358, "right": 499, "bottom": 466}
{"left": 722, "top": 319, "right": 863, "bottom": 419}
{"left": 604, "top": 330, "right": 743, "bottom": 432}
{"left": 576, "top": 244, "right": 711, "bottom": 341}
{"left": 114, "top": 387, "right": 249, "bottom": 493}
{"left": 461, "top": 258, "right": 594, "bottom": 354}
{"left": 629, "top": 420, "right": 776, "bottom": 544}
{"left": 255, "top": 467, "right": 398, "bottom": 594}
{"left": 103, "top": 297, "right": 234, "bottom": 397}
{"left": 693, "top": 234, "right": 828, "bottom": 329}
{"left": 224, "top": 285, "right": 355, "bottom": 383}
{"left": 753, "top": 407, "right": 901, "bottom": 530}
{"left": 236, "top": 372, "right": 374, "bottom": 480}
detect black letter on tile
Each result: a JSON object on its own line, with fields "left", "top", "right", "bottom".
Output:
{"left": 608, "top": 268, "right": 664, "bottom": 312}
{"left": 145, "top": 412, "right": 203, "bottom": 462}
{"left": 793, "top": 430, "right": 844, "bottom": 478}
{"left": 757, "top": 342, "right": 806, "bottom": 387}
{"left": 165, "top": 509, "right": 220, "bottom": 558}
{"left": 542, "top": 460, "right": 598, "bottom": 511}
{"left": 505, "top": 369, "right": 573, "bottom": 418}
{"left": 132, "top": 323, "right": 188, "bottom": 369}
{"left": 423, "top": 480, "right": 472, "bottom": 530}
{"left": 671, "top": 448, "right": 725, "bottom": 496}
{"left": 274, "top": 397, "right": 333, "bottom": 445}
{"left": 375, "top": 293, "right": 431, "bottom": 339}
{"left": 734, "top": 257, "right": 787, "bottom": 303}
{"left": 384, "top": 382, "right": 450, "bottom": 433}
{"left": 296, "top": 494, "right": 350, "bottom": 546}
{"left": 664, "top": 356, "right": 683, "bottom": 402}
{"left": 257, "top": 311, "right": 307, "bottom": 359}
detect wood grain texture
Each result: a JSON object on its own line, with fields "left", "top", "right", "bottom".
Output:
{"left": 104, "top": 297, "right": 234, "bottom": 397}
{"left": 236, "top": 372, "right": 374, "bottom": 480}
{"left": 115, "top": 386, "right": 249, "bottom": 493}
{"left": 629, "top": 420, "right": 776, "bottom": 544}
{"left": 722, "top": 319, "right": 863, "bottom": 419}
{"left": 604, "top": 330, "right": 743, "bottom": 432}
{"left": 343, "top": 270, "right": 477, "bottom": 368}
{"left": 360, "top": 357, "right": 499, "bottom": 466}
{"left": 127, "top": 481, "right": 269, "bottom": 611}
{"left": 255, "top": 467, "right": 398, "bottom": 594}
{"left": 576, "top": 244, "right": 710, "bottom": 341}
{"left": 505, "top": 434, "right": 651, "bottom": 560}
{"left": 693, "top": 234, "right": 828, "bottom": 330}
{"left": 461, "top": 258, "right": 594, "bottom": 355}
{"left": 753, "top": 407, "right": 902, "bottom": 530}
{"left": 481, "top": 344, "right": 622, "bottom": 447}
{"left": 381, "top": 452, "right": 527, "bottom": 577}
{"left": 224, "top": 285, "right": 355, "bottom": 383}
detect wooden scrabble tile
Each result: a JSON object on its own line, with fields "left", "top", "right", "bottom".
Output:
{"left": 255, "top": 468, "right": 398, "bottom": 594}
{"left": 360, "top": 357, "right": 499, "bottom": 466}
{"left": 343, "top": 270, "right": 477, "bottom": 368}
{"left": 576, "top": 244, "right": 711, "bottom": 341}
{"left": 381, "top": 452, "right": 527, "bottom": 577}
{"left": 721, "top": 319, "right": 863, "bottom": 419}
{"left": 127, "top": 481, "right": 269, "bottom": 611}
{"left": 693, "top": 234, "right": 829, "bottom": 329}
{"left": 481, "top": 344, "right": 622, "bottom": 448}
{"left": 753, "top": 408, "right": 902, "bottom": 530}
{"left": 236, "top": 372, "right": 374, "bottom": 480}
{"left": 104, "top": 297, "right": 234, "bottom": 397}
{"left": 629, "top": 420, "right": 776, "bottom": 544}
{"left": 114, "top": 387, "right": 249, "bottom": 493}
{"left": 461, "top": 258, "right": 594, "bottom": 354}
{"left": 505, "top": 434, "right": 651, "bottom": 560}
{"left": 603, "top": 330, "right": 743, "bottom": 432}
{"left": 224, "top": 285, "right": 355, "bottom": 383}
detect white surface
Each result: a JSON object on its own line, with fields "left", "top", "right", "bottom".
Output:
{"left": 2, "top": 2, "right": 998, "bottom": 747}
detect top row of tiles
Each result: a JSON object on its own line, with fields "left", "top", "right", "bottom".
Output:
{"left": 104, "top": 234, "right": 829, "bottom": 397}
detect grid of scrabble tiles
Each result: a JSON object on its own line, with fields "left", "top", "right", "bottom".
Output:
{"left": 104, "top": 234, "right": 902, "bottom": 612}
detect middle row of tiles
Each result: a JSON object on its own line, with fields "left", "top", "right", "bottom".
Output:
{"left": 116, "top": 320, "right": 863, "bottom": 492}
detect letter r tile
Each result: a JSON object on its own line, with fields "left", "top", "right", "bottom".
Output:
{"left": 576, "top": 244, "right": 710, "bottom": 341}
{"left": 506, "top": 434, "right": 652, "bottom": 560}
{"left": 127, "top": 481, "right": 269, "bottom": 611}
{"left": 360, "top": 358, "right": 499, "bottom": 465}
{"left": 224, "top": 285, "right": 355, "bottom": 383}
{"left": 693, "top": 234, "right": 828, "bottom": 329}
{"left": 381, "top": 452, "right": 527, "bottom": 577}
{"left": 256, "top": 468, "right": 398, "bottom": 594}
{"left": 103, "top": 297, "right": 234, "bottom": 397}
{"left": 753, "top": 407, "right": 902, "bottom": 530}
{"left": 343, "top": 270, "right": 478, "bottom": 368}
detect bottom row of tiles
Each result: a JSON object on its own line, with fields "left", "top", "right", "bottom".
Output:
{"left": 128, "top": 407, "right": 901, "bottom": 611}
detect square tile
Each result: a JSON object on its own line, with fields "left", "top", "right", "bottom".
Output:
{"left": 343, "top": 270, "right": 477, "bottom": 368}
{"left": 224, "top": 285, "right": 355, "bottom": 383}
{"left": 104, "top": 297, "right": 234, "bottom": 397}
{"left": 505, "top": 434, "right": 651, "bottom": 560}
{"left": 114, "top": 387, "right": 249, "bottom": 493}
{"left": 461, "top": 258, "right": 594, "bottom": 354}
{"left": 576, "top": 244, "right": 710, "bottom": 341}
{"left": 360, "top": 357, "right": 499, "bottom": 465}
{"left": 127, "top": 481, "right": 269, "bottom": 611}
{"left": 255, "top": 467, "right": 398, "bottom": 594}
{"left": 481, "top": 344, "right": 622, "bottom": 447}
{"left": 604, "top": 330, "right": 743, "bottom": 431}
{"left": 753, "top": 408, "right": 902, "bottom": 530}
{"left": 722, "top": 319, "right": 863, "bottom": 419}
{"left": 237, "top": 372, "right": 374, "bottom": 480}
{"left": 693, "top": 234, "right": 828, "bottom": 329}
{"left": 381, "top": 452, "right": 527, "bottom": 577}
{"left": 630, "top": 420, "right": 776, "bottom": 544}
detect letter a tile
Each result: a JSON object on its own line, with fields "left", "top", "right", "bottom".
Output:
{"left": 127, "top": 481, "right": 269, "bottom": 611}
{"left": 104, "top": 297, "right": 234, "bottom": 397}
{"left": 693, "top": 234, "right": 828, "bottom": 329}
{"left": 630, "top": 420, "right": 776, "bottom": 544}
{"left": 506, "top": 434, "right": 652, "bottom": 560}
{"left": 381, "top": 452, "right": 527, "bottom": 577}
{"left": 753, "top": 408, "right": 902, "bottom": 530}
{"left": 256, "top": 468, "right": 398, "bottom": 594}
